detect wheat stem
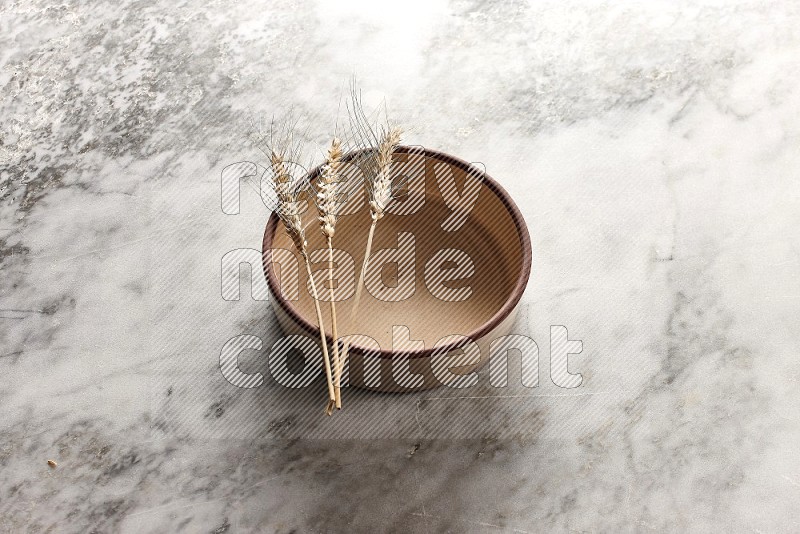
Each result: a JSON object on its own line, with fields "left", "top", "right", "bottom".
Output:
{"left": 326, "top": 237, "right": 343, "bottom": 410}
{"left": 302, "top": 251, "right": 336, "bottom": 410}
{"left": 353, "top": 219, "right": 377, "bottom": 319}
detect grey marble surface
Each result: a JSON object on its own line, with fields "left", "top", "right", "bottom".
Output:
{"left": 2, "top": 0, "right": 800, "bottom": 532}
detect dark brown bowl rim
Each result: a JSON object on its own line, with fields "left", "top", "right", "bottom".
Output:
{"left": 262, "top": 146, "right": 532, "bottom": 359}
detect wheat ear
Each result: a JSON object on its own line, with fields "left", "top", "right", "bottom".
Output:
{"left": 367, "top": 127, "right": 403, "bottom": 222}
{"left": 339, "top": 127, "right": 402, "bottom": 383}
{"left": 317, "top": 138, "right": 344, "bottom": 412}
{"left": 271, "top": 151, "right": 336, "bottom": 411}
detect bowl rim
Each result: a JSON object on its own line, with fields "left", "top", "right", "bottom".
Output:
{"left": 261, "top": 146, "right": 532, "bottom": 359}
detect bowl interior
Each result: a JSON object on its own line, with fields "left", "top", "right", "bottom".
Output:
{"left": 265, "top": 148, "right": 528, "bottom": 354}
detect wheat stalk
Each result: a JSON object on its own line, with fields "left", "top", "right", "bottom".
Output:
{"left": 316, "top": 137, "right": 344, "bottom": 413}
{"left": 271, "top": 150, "right": 337, "bottom": 412}
{"left": 338, "top": 126, "right": 402, "bottom": 386}
{"left": 353, "top": 126, "right": 402, "bottom": 312}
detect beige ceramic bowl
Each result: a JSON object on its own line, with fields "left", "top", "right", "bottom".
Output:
{"left": 262, "top": 147, "right": 531, "bottom": 392}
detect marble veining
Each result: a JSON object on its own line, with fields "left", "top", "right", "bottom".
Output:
{"left": 1, "top": 0, "right": 800, "bottom": 532}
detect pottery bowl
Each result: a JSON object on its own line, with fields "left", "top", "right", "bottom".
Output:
{"left": 262, "top": 147, "right": 531, "bottom": 392}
